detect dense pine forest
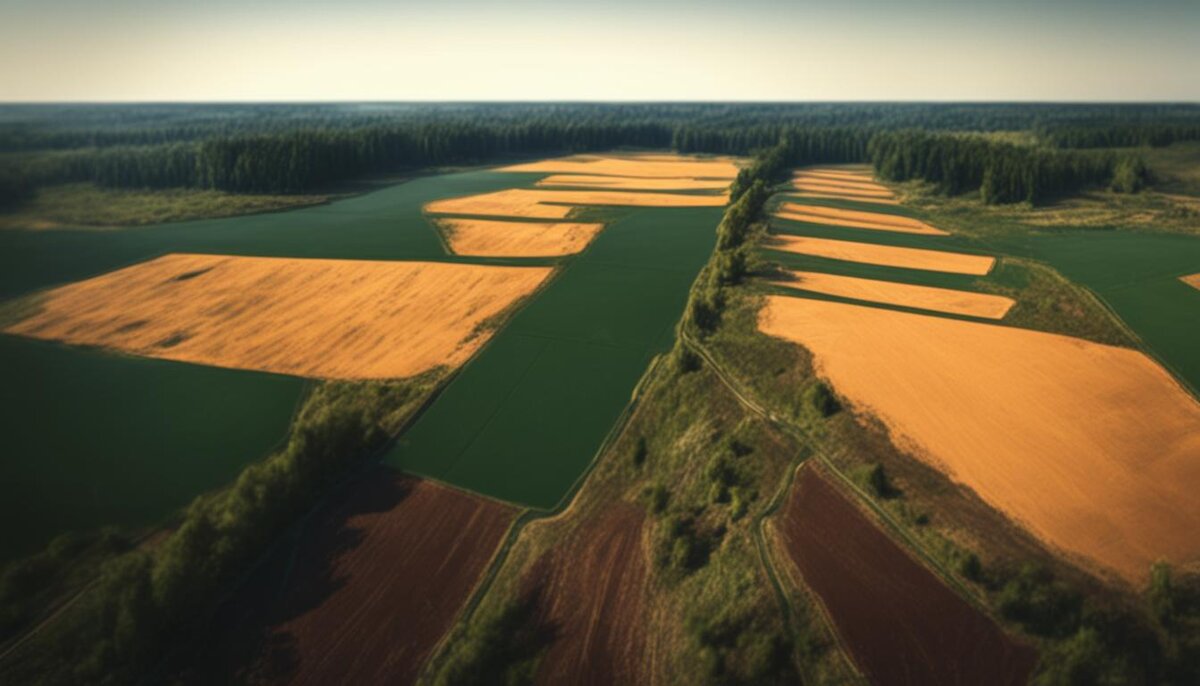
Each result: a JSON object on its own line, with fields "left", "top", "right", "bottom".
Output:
{"left": 2, "top": 102, "right": 1200, "bottom": 206}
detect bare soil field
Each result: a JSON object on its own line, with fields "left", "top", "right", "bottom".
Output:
{"left": 771, "top": 270, "right": 1015, "bottom": 319}
{"left": 524, "top": 504, "right": 648, "bottom": 685}
{"left": 437, "top": 218, "right": 604, "bottom": 257}
{"left": 187, "top": 470, "right": 516, "bottom": 685}
{"left": 766, "top": 235, "right": 995, "bottom": 275}
{"left": 772, "top": 465, "right": 1037, "bottom": 686}
{"left": 776, "top": 202, "right": 947, "bottom": 235}
{"left": 427, "top": 188, "right": 727, "bottom": 219}
{"left": 1182, "top": 272, "right": 1200, "bottom": 290}
{"left": 4, "top": 253, "right": 552, "bottom": 379}
{"left": 499, "top": 154, "right": 740, "bottom": 180}
{"left": 759, "top": 296, "right": 1200, "bottom": 583}
{"left": 534, "top": 174, "right": 729, "bottom": 191}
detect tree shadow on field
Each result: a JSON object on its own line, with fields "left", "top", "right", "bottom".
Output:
{"left": 178, "top": 466, "right": 415, "bottom": 684}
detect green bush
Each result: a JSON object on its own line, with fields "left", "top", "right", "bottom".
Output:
{"left": 802, "top": 381, "right": 840, "bottom": 418}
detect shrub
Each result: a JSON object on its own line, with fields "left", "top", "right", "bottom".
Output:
{"left": 802, "top": 381, "right": 840, "bottom": 418}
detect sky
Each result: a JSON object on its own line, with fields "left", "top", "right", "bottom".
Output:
{"left": 0, "top": 0, "right": 1197, "bottom": 102}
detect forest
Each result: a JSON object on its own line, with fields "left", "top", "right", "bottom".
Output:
{"left": 2, "top": 102, "right": 1199, "bottom": 205}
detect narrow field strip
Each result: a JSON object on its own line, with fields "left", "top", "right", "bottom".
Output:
{"left": 792, "top": 171, "right": 889, "bottom": 187}
{"left": 774, "top": 210, "right": 943, "bottom": 235}
{"left": 789, "top": 192, "right": 900, "bottom": 206}
{"left": 772, "top": 465, "right": 1037, "bottom": 686}
{"left": 499, "top": 154, "right": 740, "bottom": 180}
{"left": 759, "top": 296, "right": 1200, "bottom": 583}
{"left": 3, "top": 253, "right": 553, "bottom": 379}
{"left": 1182, "top": 272, "right": 1200, "bottom": 290}
{"left": 767, "top": 235, "right": 993, "bottom": 275}
{"left": 437, "top": 218, "right": 604, "bottom": 257}
{"left": 791, "top": 182, "right": 895, "bottom": 198}
{"left": 770, "top": 270, "right": 1015, "bottom": 319}
{"left": 535, "top": 174, "right": 729, "bottom": 191}
{"left": 777, "top": 202, "right": 947, "bottom": 235}
{"left": 427, "top": 188, "right": 727, "bottom": 220}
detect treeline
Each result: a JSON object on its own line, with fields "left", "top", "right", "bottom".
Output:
{"left": 868, "top": 130, "right": 1146, "bottom": 204}
{"left": 0, "top": 378, "right": 438, "bottom": 684}
{"left": 1042, "top": 123, "right": 1200, "bottom": 149}
{"left": 6, "top": 102, "right": 1200, "bottom": 152}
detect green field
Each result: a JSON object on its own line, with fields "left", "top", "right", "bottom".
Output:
{"left": 0, "top": 166, "right": 728, "bottom": 551}
{"left": 764, "top": 190, "right": 1200, "bottom": 396}
{"left": 385, "top": 205, "right": 723, "bottom": 508}
{"left": 0, "top": 336, "right": 303, "bottom": 560}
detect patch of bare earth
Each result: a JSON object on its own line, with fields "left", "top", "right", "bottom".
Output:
{"left": 772, "top": 465, "right": 1037, "bottom": 686}
{"left": 523, "top": 504, "right": 648, "bottom": 686}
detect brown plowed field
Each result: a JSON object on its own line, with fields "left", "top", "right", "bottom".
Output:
{"left": 499, "top": 154, "right": 739, "bottom": 179}
{"left": 190, "top": 470, "right": 516, "bottom": 685}
{"left": 438, "top": 218, "right": 604, "bottom": 257}
{"left": 526, "top": 504, "right": 648, "bottom": 686}
{"left": 774, "top": 466, "right": 1037, "bottom": 686}
{"left": 771, "top": 270, "right": 1015, "bottom": 319}
{"left": 1182, "top": 272, "right": 1200, "bottom": 290}
{"left": 535, "top": 174, "right": 729, "bottom": 191}
{"left": 3, "top": 253, "right": 552, "bottom": 379}
{"left": 767, "top": 235, "right": 994, "bottom": 275}
{"left": 777, "top": 203, "right": 947, "bottom": 235}
{"left": 760, "top": 296, "right": 1200, "bottom": 582}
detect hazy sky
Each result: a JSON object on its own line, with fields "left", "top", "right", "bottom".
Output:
{"left": 1, "top": 0, "right": 1196, "bottom": 102}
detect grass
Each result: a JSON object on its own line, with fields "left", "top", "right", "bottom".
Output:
{"left": 385, "top": 205, "right": 724, "bottom": 508}
{"left": 424, "top": 354, "right": 854, "bottom": 685}
{"left": 0, "top": 183, "right": 329, "bottom": 230}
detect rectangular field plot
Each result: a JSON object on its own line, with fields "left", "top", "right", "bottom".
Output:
{"left": 499, "top": 153, "right": 739, "bottom": 179}
{"left": 0, "top": 335, "right": 302, "bottom": 560}
{"left": 4, "top": 254, "right": 552, "bottom": 379}
{"left": 766, "top": 235, "right": 994, "bottom": 275}
{"left": 386, "top": 206, "right": 723, "bottom": 508}
{"left": 437, "top": 218, "right": 604, "bottom": 257}
{"left": 535, "top": 174, "right": 729, "bottom": 191}
{"left": 426, "top": 188, "right": 726, "bottom": 220}
{"left": 760, "top": 296, "right": 1200, "bottom": 583}
{"left": 775, "top": 202, "right": 947, "bottom": 235}
{"left": 771, "top": 270, "right": 1015, "bottom": 319}
{"left": 773, "top": 466, "right": 1036, "bottom": 686}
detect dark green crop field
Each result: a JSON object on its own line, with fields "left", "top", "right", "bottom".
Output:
{"left": 0, "top": 336, "right": 303, "bottom": 560}
{"left": 385, "top": 205, "right": 723, "bottom": 508}
{"left": 0, "top": 165, "right": 728, "bottom": 547}
{"left": 1000, "top": 231, "right": 1200, "bottom": 395}
{"left": 0, "top": 169, "right": 552, "bottom": 556}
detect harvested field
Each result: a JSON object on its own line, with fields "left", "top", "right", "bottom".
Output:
{"left": 499, "top": 154, "right": 739, "bottom": 180}
{"left": 771, "top": 270, "right": 1015, "bottom": 319}
{"left": 438, "top": 218, "right": 604, "bottom": 257}
{"left": 759, "top": 296, "right": 1200, "bottom": 582}
{"left": 793, "top": 171, "right": 889, "bottom": 188}
{"left": 4, "top": 253, "right": 552, "bottom": 379}
{"left": 427, "top": 188, "right": 726, "bottom": 219}
{"left": 791, "top": 182, "right": 895, "bottom": 198}
{"left": 776, "top": 202, "right": 947, "bottom": 235}
{"left": 526, "top": 504, "right": 648, "bottom": 685}
{"left": 535, "top": 174, "right": 729, "bottom": 191}
{"left": 791, "top": 192, "right": 900, "bottom": 206}
{"left": 191, "top": 470, "right": 516, "bottom": 685}
{"left": 1182, "top": 272, "right": 1200, "bottom": 290}
{"left": 767, "top": 235, "right": 994, "bottom": 275}
{"left": 773, "top": 466, "right": 1037, "bottom": 686}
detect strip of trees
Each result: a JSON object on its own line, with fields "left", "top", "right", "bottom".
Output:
{"left": 867, "top": 130, "right": 1148, "bottom": 204}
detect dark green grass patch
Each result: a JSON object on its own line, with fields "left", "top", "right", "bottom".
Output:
{"left": 385, "top": 206, "right": 723, "bottom": 508}
{"left": 0, "top": 336, "right": 303, "bottom": 561}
